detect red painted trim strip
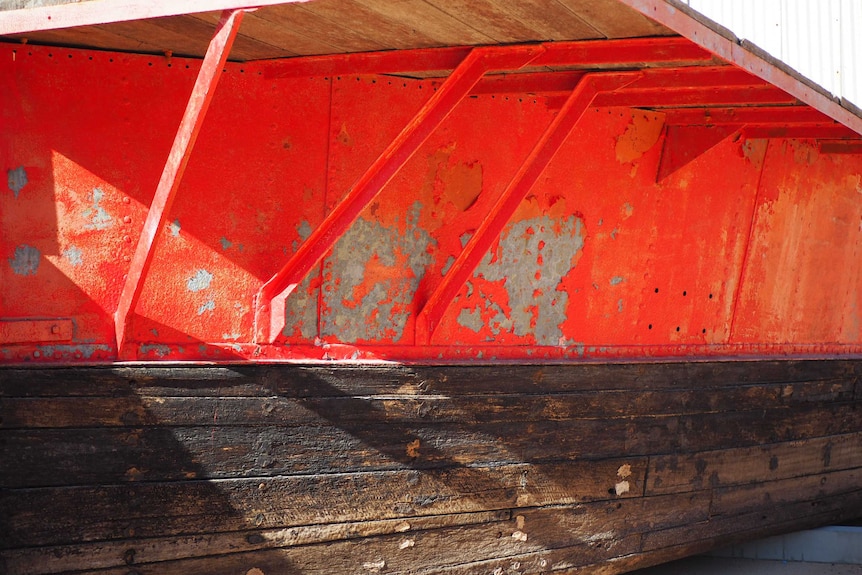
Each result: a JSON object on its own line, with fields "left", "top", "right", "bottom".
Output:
{"left": 415, "top": 72, "right": 640, "bottom": 344}
{"left": 0, "top": 0, "right": 302, "bottom": 35}
{"left": 614, "top": 0, "right": 862, "bottom": 136}
{"left": 113, "top": 9, "right": 245, "bottom": 355}
{"left": 253, "top": 44, "right": 546, "bottom": 344}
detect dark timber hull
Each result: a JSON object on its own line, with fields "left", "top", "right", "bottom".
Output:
{"left": 2, "top": 360, "right": 861, "bottom": 574}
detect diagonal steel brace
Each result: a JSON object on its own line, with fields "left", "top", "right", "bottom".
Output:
{"left": 415, "top": 72, "right": 640, "bottom": 344}
{"left": 114, "top": 9, "right": 246, "bottom": 355}
{"left": 253, "top": 45, "right": 545, "bottom": 344}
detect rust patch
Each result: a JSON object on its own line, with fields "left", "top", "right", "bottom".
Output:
{"left": 615, "top": 112, "right": 664, "bottom": 164}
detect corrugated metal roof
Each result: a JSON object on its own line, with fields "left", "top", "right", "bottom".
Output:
{"left": 684, "top": 0, "right": 861, "bottom": 108}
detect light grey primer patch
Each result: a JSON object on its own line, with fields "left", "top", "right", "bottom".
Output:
{"left": 297, "top": 220, "right": 313, "bottom": 240}
{"left": 219, "top": 236, "right": 233, "bottom": 250}
{"left": 150, "top": 328, "right": 159, "bottom": 337}
{"left": 291, "top": 220, "right": 314, "bottom": 254}
{"left": 441, "top": 256, "right": 456, "bottom": 276}
{"left": 186, "top": 269, "right": 213, "bottom": 292}
{"left": 472, "top": 215, "right": 585, "bottom": 345}
{"left": 321, "top": 202, "right": 436, "bottom": 343}
{"left": 457, "top": 307, "right": 484, "bottom": 333}
{"left": 63, "top": 246, "right": 84, "bottom": 267}
{"left": 459, "top": 232, "right": 473, "bottom": 248}
{"left": 222, "top": 332, "right": 241, "bottom": 341}
{"left": 7, "top": 166, "right": 27, "bottom": 198}
{"left": 169, "top": 219, "right": 181, "bottom": 237}
{"left": 139, "top": 344, "right": 171, "bottom": 357}
{"left": 610, "top": 227, "right": 619, "bottom": 239}
{"left": 283, "top": 273, "right": 318, "bottom": 339}
{"left": 9, "top": 244, "right": 40, "bottom": 276}
{"left": 37, "top": 344, "right": 111, "bottom": 360}
{"left": 610, "top": 276, "right": 625, "bottom": 286}
{"left": 197, "top": 300, "right": 215, "bottom": 315}
{"left": 82, "top": 187, "right": 113, "bottom": 230}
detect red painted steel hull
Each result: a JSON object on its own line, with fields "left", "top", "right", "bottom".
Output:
{"left": 2, "top": 41, "right": 862, "bottom": 363}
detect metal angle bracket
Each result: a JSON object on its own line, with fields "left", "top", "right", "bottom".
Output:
{"left": 113, "top": 9, "right": 246, "bottom": 357}
{"left": 656, "top": 124, "right": 742, "bottom": 182}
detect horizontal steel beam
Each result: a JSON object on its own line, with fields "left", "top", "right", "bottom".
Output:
{"left": 0, "top": 0, "right": 302, "bottom": 35}
{"left": 664, "top": 106, "right": 836, "bottom": 126}
{"left": 263, "top": 37, "right": 713, "bottom": 79}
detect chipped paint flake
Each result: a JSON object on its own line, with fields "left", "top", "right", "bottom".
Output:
{"left": 219, "top": 236, "right": 233, "bottom": 250}
{"left": 457, "top": 307, "right": 484, "bottom": 333}
{"left": 614, "top": 480, "right": 631, "bottom": 496}
{"left": 63, "top": 246, "right": 83, "bottom": 267}
{"left": 7, "top": 166, "right": 27, "bottom": 198}
{"left": 197, "top": 300, "right": 215, "bottom": 315}
{"left": 467, "top": 215, "right": 584, "bottom": 345}
{"left": 615, "top": 113, "right": 663, "bottom": 164}
{"left": 610, "top": 276, "right": 625, "bottom": 286}
{"left": 321, "top": 202, "right": 435, "bottom": 343}
{"left": 169, "top": 219, "right": 181, "bottom": 237}
{"left": 9, "top": 244, "right": 40, "bottom": 276}
{"left": 82, "top": 187, "right": 113, "bottom": 230}
{"left": 186, "top": 269, "right": 213, "bottom": 292}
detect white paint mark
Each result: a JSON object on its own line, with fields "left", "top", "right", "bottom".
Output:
{"left": 246, "top": 569, "right": 265, "bottom": 575}
{"left": 82, "top": 187, "right": 113, "bottom": 230}
{"left": 515, "top": 515, "right": 525, "bottom": 530}
{"left": 63, "top": 246, "right": 83, "bottom": 267}
{"left": 614, "top": 480, "right": 630, "bottom": 496}
{"left": 512, "top": 530, "right": 528, "bottom": 542}
{"left": 395, "top": 522, "right": 411, "bottom": 532}
{"left": 398, "top": 538, "right": 415, "bottom": 549}
{"left": 187, "top": 269, "right": 213, "bottom": 292}
{"left": 362, "top": 560, "right": 386, "bottom": 571}
{"left": 617, "top": 464, "right": 632, "bottom": 478}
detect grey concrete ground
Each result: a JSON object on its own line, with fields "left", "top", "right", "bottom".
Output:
{"left": 633, "top": 557, "right": 862, "bottom": 575}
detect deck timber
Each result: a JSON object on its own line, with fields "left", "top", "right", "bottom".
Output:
{"left": 2, "top": 360, "right": 861, "bottom": 574}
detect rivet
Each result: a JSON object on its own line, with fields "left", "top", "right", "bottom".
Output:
{"left": 123, "top": 215, "right": 132, "bottom": 224}
{"left": 51, "top": 324, "right": 60, "bottom": 334}
{"left": 123, "top": 235, "right": 132, "bottom": 243}
{"left": 123, "top": 197, "right": 131, "bottom": 204}
{"left": 123, "top": 256, "right": 131, "bottom": 262}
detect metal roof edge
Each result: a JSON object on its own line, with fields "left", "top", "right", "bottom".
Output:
{"left": 615, "top": 0, "right": 862, "bottom": 136}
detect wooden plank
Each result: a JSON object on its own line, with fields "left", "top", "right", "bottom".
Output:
{"left": 2, "top": 496, "right": 708, "bottom": 575}
{"left": 2, "top": 378, "right": 855, "bottom": 429}
{"left": 3, "top": 402, "right": 860, "bottom": 487}
{"left": 558, "top": 0, "right": 673, "bottom": 39}
{"left": 191, "top": 10, "right": 337, "bottom": 57}
{"left": 0, "top": 459, "right": 649, "bottom": 549}
{"left": 710, "top": 467, "right": 862, "bottom": 516}
{"left": 2, "top": 360, "right": 856, "bottom": 397}
{"left": 253, "top": 3, "right": 386, "bottom": 54}
{"left": 3, "top": 26, "right": 166, "bottom": 55}
{"left": 298, "top": 0, "right": 443, "bottom": 51}
{"left": 352, "top": 0, "right": 495, "bottom": 46}
{"left": 647, "top": 432, "right": 862, "bottom": 495}
{"left": 0, "top": 510, "right": 510, "bottom": 574}
{"left": 158, "top": 14, "right": 295, "bottom": 60}
{"left": 482, "top": 0, "right": 604, "bottom": 41}
{"left": 421, "top": 0, "right": 555, "bottom": 44}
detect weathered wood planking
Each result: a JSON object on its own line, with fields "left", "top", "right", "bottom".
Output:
{"left": 1, "top": 361, "right": 860, "bottom": 574}
{"left": 0, "top": 0, "right": 674, "bottom": 61}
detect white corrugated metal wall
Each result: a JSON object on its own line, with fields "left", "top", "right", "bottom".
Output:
{"left": 684, "top": 0, "right": 861, "bottom": 108}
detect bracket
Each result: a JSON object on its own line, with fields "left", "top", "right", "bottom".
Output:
{"left": 113, "top": 9, "right": 246, "bottom": 356}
